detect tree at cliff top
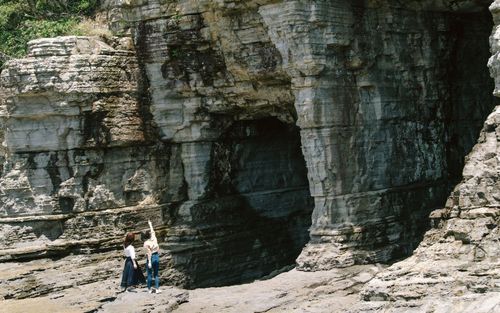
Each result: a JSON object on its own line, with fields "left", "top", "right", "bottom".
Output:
{"left": 0, "top": 0, "right": 98, "bottom": 67}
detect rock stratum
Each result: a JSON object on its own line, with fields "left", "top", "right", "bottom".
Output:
{"left": 0, "top": 0, "right": 499, "bottom": 310}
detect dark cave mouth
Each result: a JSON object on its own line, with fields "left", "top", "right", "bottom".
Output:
{"left": 387, "top": 7, "right": 497, "bottom": 261}
{"left": 412, "top": 6, "right": 498, "bottom": 252}
{"left": 177, "top": 117, "right": 314, "bottom": 288}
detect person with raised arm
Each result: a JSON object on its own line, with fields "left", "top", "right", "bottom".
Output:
{"left": 143, "top": 219, "right": 161, "bottom": 293}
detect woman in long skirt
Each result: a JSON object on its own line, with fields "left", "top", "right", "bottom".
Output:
{"left": 120, "top": 232, "right": 144, "bottom": 291}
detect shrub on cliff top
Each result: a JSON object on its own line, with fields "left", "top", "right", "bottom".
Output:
{"left": 0, "top": 0, "right": 98, "bottom": 67}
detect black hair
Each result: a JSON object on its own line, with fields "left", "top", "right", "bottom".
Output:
{"left": 142, "top": 230, "right": 151, "bottom": 241}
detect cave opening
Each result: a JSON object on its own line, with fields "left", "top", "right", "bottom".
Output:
{"left": 174, "top": 117, "right": 313, "bottom": 287}
{"left": 373, "top": 5, "right": 500, "bottom": 260}
{"left": 372, "top": 5, "right": 500, "bottom": 261}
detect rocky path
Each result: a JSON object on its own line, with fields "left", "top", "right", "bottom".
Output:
{"left": 0, "top": 254, "right": 382, "bottom": 313}
{"left": 2, "top": 253, "right": 499, "bottom": 313}
{"left": 172, "top": 266, "right": 380, "bottom": 313}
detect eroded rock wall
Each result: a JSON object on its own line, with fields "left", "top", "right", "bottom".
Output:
{"left": 0, "top": 1, "right": 314, "bottom": 286}
{"left": 99, "top": 0, "right": 496, "bottom": 278}
{"left": 0, "top": 0, "right": 497, "bottom": 288}
{"left": 260, "top": 0, "right": 496, "bottom": 268}
{"left": 353, "top": 2, "right": 500, "bottom": 310}
{"left": 357, "top": 3, "right": 500, "bottom": 305}
{"left": 101, "top": 0, "right": 315, "bottom": 287}
{"left": 0, "top": 37, "right": 179, "bottom": 259}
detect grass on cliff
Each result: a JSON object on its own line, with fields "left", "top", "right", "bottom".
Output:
{"left": 0, "top": 0, "right": 101, "bottom": 67}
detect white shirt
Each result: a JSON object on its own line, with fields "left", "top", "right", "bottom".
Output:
{"left": 143, "top": 230, "right": 159, "bottom": 253}
{"left": 124, "top": 245, "right": 135, "bottom": 259}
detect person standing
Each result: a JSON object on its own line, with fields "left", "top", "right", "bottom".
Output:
{"left": 143, "top": 219, "right": 161, "bottom": 293}
{"left": 120, "top": 232, "right": 142, "bottom": 292}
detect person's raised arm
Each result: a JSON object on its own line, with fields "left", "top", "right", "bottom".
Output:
{"left": 148, "top": 219, "right": 157, "bottom": 244}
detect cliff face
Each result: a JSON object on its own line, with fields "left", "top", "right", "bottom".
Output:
{"left": 0, "top": 0, "right": 497, "bottom": 288}
{"left": 358, "top": 2, "right": 500, "bottom": 304}
{"left": 0, "top": 37, "right": 172, "bottom": 257}
{"left": 260, "top": 0, "right": 496, "bottom": 269}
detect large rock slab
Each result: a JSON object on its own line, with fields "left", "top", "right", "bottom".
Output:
{"left": 0, "top": 253, "right": 380, "bottom": 313}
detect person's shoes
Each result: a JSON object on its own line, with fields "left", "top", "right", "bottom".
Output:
{"left": 155, "top": 289, "right": 162, "bottom": 294}
{"left": 148, "top": 289, "right": 153, "bottom": 294}
{"left": 126, "top": 287, "right": 136, "bottom": 293}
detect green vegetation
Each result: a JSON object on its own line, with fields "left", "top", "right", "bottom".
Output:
{"left": 0, "top": 0, "right": 98, "bottom": 66}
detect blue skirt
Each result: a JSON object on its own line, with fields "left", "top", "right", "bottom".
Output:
{"left": 120, "top": 257, "right": 145, "bottom": 288}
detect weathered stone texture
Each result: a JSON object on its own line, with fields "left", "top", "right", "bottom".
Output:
{"left": 0, "top": 3, "right": 313, "bottom": 286}
{"left": 356, "top": 2, "right": 500, "bottom": 310}
{"left": 95, "top": 1, "right": 497, "bottom": 279}
{"left": 104, "top": 0, "right": 295, "bottom": 143}
{"left": 0, "top": 37, "right": 143, "bottom": 152}
{"left": 358, "top": 105, "right": 500, "bottom": 312}
{"left": 0, "top": 37, "right": 181, "bottom": 260}
{"left": 0, "top": 0, "right": 498, "bottom": 291}
{"left": 260, "top": 0, "right": 496, "bottom": 268}
{"left": 99, "top": 0, "right": 314, "bottom": 287}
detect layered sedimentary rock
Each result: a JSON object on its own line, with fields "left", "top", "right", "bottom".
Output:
{"left": 0, "top": 36, "right": 174, "bottom": 259}
{"left": 0, "top": 4, "right": 313, "bottom": 286}
{"left": 0, "top": 0, "right": 498, "bottom": 289}
{"left": 260, "top": 0, "right": 496, "bottom": 268}
{"left": 356, "top": 2, "right": 500, "bottom": 310}
{"left": 100, "top": 0, "right": 496, "bottom": 277}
